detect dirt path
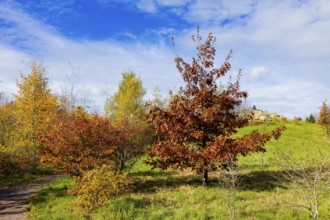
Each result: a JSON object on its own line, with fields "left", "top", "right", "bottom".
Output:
{"left": 0, "top": 174, "right": 64, "bottom": 220}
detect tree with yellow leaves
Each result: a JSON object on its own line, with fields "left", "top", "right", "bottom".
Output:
{"left": 0, "top": 101, "right": 15, "bottom": 148}
{"left": 104, "top": 71, "right": 151, "bottom": 170}
{"left": 105, "top": 71, "right": 146, "bottom": 123}
{"left": 12, "top": 62, "right": 59, "bottom": 172}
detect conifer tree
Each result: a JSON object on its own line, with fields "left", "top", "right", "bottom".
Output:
{"left": 305, "top": 114, "right": 316, "bottom": 123}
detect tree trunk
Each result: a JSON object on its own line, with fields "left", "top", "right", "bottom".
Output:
{"left": 202, "top": 139, "right": 208, "bottom": 185}
{"left": 119, "top": 160, "right": 125, "bottom": 173}
{"left": 203, "top": 169, "right": 209, "bottom": 185}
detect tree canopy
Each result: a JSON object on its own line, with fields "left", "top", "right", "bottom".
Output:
{"left": 318, "top": 101, "right": 330, "bottom": 136}
{"left": 13, "top": 63, "right": 58, "bottom": 149}
{"left": 105, "top": 71, "right": 146, "bottom": 123}
{"left": 146, "top": 30, "right": 285, "bottom": 183}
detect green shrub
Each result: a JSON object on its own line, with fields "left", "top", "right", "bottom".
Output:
{"left": 68, "top": 165, "right": 131, "bottom": 213}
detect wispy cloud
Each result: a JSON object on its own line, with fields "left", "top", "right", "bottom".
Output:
{"left": 137, "top": 0, "right": 158, "bottom": 13}
{"left": 95, "top": 0, "right": 190, "bottom": 13}
{"left": 246, "top": 79, "right": 327, "bottom": 116}
{"left": 0, "top": 0, "right": 329, "bottom": 118}
{"left": 184, "top": 0, "right": 255, "bottom": 24}
{"left": 0, "top": 1, "right": 65, "bottom": 54}
{"left": 0, "top": 1, "right": 180, "bottom": 112}
{"left": 249, "top": 66, "right": 269, "bottom": 81}
{"left": 156, "top": 0, "right": 190, "bottom": 7}
{"left": 136, "top": 0, "right": 190, "bottom": 13}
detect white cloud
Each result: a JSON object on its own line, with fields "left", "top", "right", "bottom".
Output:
{"left": 249, "top": 66, "right": 269, "bottom": 81}
{"left": 137, "top": 0, "right": 158, "bottom": 13}
{"left": 0, "top": 0, "right": 329, "bottom": 118}
{"left": 0, "top": 1, "right": 65, "bottom": 54}
{"left": 0, "top": 1, "right": 181, "bottom": 113}
{"left": 184, "top": 0, "right": 255, "bottom": 23}
{"left": 109, "top": 0, "right": 190, "bottom": 13}
{"left": 136, "top": 0, "right": 190, "bottom": 13}
{"left": 0, "top": 44, "right": 30, "bottom": 74}
{"left": 156, "top": 0, "right": 190, "bottom": 7}
{"left": 246, "top": 79, "right": 329, "bottom": 118}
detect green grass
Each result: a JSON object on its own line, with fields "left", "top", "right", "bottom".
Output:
{"left": 237, "top": 120, "right": 330, "bottom": 170}
{"left": 29, "top": 176, "right": 87, "bottom": 220}
{"left": 28, "top": 121, "right": 330, "bottom": 219}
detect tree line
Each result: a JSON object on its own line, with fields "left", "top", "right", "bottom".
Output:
{"left": 0, "top": 65, "right": 150, "bottom": 175}
{"left": 6, "top": 30, "right": 329, "bottom": 181}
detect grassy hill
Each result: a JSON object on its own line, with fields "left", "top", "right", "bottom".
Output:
{"left": 29, "top": 120, "right": 330, "bottom": 220}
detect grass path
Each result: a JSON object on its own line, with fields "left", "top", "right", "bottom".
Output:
{"left": 0, "top": 174, "right": 63, "bottom": 220}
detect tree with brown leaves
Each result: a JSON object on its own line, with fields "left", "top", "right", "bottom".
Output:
{"left": 40, "top": 112, "right": 116, "bottom": 176}
{"left": 146, "top": 29, "right": 285, "bottom": 184}
{"left": 317, "top": 101, "right": 330, "bottom": 137}
{"left": 40, "top": 109, "right": 146, "bottom": 176}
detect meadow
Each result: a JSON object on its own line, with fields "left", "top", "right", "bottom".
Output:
{"left": 28, "top": 120, "right": 330, "bottom": 220}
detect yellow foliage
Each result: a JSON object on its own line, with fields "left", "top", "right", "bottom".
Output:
{"left": 105, "top": 71, "right": 146, "bottom": 123}
{"left": 0, "top": 62, "right": 60, "bottom": 173}
{"left": 13, "top": 62, "right": 58, "bottom": 150}
{"left": 0, "top": 101, "right": 15, "bottom": 148}
{"left": 68, "top": 165, "right": 132, "bottom": 213}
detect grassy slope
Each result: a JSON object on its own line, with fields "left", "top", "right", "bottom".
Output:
{"left": 29, "top": 121, "right": 330, "bottom": 220}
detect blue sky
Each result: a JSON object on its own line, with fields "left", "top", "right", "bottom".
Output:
{"left": 12, "top": 0, "right": 188, "bottom": 40}
{"left": 0, "top": 0, "right": 329, "bottom": 118}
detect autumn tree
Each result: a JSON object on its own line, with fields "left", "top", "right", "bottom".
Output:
{"left": 317, "top": 101, "right": 330, "bottom": 137}
{"left": 111, "top": 119, "right": 148, "bottom": 172}
{"left": 12, "top": 62, "right": 59, "bottom": 171}
{"left": 104, "top": 71, "right": 151, "bottom": 166}
{"left": 40, "top": 112, "right": 115, "bottom": 176}
{"left": 40, "top": 108, "right": 145, "bottom": 176}
{"left": 0, "top": 95, "right": 17, "bottom": 174}
{"left": 105, "top": 71, "right": 146, "bottom": 122}
{"left": 0, "top": 95, "right": 15, "bottom": 148}
{"left": 146, "top": 30, "right": 285, "bottom": 184}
